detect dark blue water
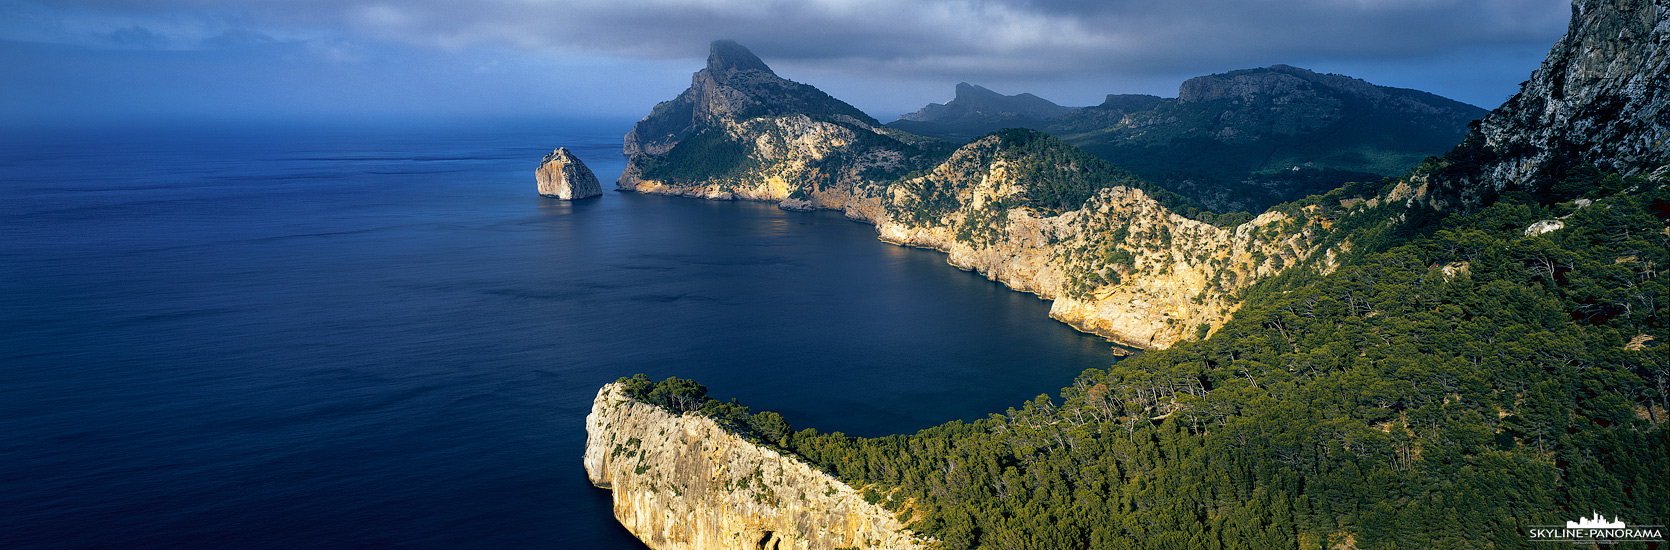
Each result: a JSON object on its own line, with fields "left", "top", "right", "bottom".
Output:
{"left": 0, "top": 119, "right": 1121, "bottom": 549}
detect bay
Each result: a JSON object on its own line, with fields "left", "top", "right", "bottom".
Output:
{"left": 0, "top": 118, "right": 1121, "bottom": 548}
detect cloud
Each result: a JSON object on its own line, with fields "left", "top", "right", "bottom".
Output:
{"left": 6, "top": 0, "right": 1570, "bottom": 76}
{"left": 104, "top": 24, "right": 168, "bottom": 48}
{"left": 0, "top": 0, "right": 1573, "bottom": 119}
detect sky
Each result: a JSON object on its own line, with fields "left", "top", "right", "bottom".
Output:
{"left": 0, "top": 0, "right": 1573, "bottom": 125}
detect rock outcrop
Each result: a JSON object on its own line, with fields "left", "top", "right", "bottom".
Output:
{"left": 1463, "top": 0, "right": 1668, "bottom": 197}
{"left": 584, "top": 383, "right": 928, "bottom": 550}
{"left": 536, "top": 147, "right": 602, "bottom": 199}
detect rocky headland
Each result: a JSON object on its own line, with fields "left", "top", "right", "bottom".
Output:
{"left": 584, "top": 383, "right": 928, "bottom": 550}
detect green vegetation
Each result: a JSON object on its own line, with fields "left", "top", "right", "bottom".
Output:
{"left": 996, "top": 129, "right": 1258, "bottom": 227}
{"left": 888, "top": 129, "right": 1252, "bottom": 229}
{"left": 619, "top": 373, "right": 709, "bottom": 413}
{"left": 623, "top": 164, "right": 1668, "bottom": 549}
{"left": 993, "top": 129, "right": 1150, "bottom": 216}
{"left": 729, "top": 83, "right": 881, "bottom": 127}
{"left": 616, "top": 374, "right": 801, "bottom": 451}
{"left": 631, "top": 98, "right": 697, "bottom": 150}
{"left": 638, "top": 128, "right": 758, "bottom": 184}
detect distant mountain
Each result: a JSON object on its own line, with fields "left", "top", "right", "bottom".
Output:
{"left": 888, "top": 83, "right": 1074, "bottom": 142}
{"left": 1051, "top": 65, "right": 1487, "bottom": 211}
{"left": 888, "top": 66, "right": 1487, "bottom": 213}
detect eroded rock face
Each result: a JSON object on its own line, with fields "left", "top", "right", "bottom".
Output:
{"left": 584, "top": 383, "right": 928, "bottom": 550}
{"left": 869, "top": 136, "right": 1328, "bottom": 349}
{"left": 536, "top": 147, "right": 602, "bottom": 200}
{"left": 1468, "top": 0, "right": 1669, "bottom": 195}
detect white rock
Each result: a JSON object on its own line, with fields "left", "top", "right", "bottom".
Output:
{"left": 1524, "top": 219, "right": 1564, "bottom": 237}
{"left": 536, "top": 147, "right": 603, "bottom": 200}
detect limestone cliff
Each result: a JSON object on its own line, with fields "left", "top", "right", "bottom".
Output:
{"left": 869, "top": 133, "right": 1329, "bottom": 349}
{"left": 536, "top": 147, "right": 602, "bottom": 200}
{"left": 1462, "top": 0, "right": 1668, "bottom": 198}
{"left": 584, "top": 383, "right": 928, "bottom": 550}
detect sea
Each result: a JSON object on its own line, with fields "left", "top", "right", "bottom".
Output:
{"left": 0, "top": 118, "right": 1123, "bottom": 549}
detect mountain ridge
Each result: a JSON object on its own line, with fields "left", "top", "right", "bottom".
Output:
{"left": 889, "top": 82, "right": 1073, "bottom": 142}
{"left": 890, "top": 65, "right": 1487, "bottom": 212}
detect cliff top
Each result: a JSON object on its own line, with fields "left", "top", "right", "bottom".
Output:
{"left": 707, "top": 39, "right": 773, "bottom": 74}
{"left": 540, "top": 146, "right": 579, "bottom": 165}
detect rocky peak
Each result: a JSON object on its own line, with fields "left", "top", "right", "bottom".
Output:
{"left": 953, "top": 82, "right": 1000, "bottom": 101}
{"left": 621, "top": 40, "right": 875, "bottom": 158}
{"left": 1465, "top": 0, "right": 1668, "bottom": 194}
{"left": 618, "top": 40, "right": 882, "bottom": 188}
{"left": 706, "top": 39, "right": 773, "bottom": 75}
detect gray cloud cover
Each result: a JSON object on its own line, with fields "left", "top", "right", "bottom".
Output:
{"left": 0, "top": 0, "right": 1572, "bottom": 119}
{"left": 6, "top": 0, "right": 1569, "bottom": 70}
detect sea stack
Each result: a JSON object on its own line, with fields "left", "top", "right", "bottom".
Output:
{"left": 536, "top": 147, "right": 603, "bottom": 200}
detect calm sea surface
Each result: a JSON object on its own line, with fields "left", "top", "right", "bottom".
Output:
{"left": 0, "top": 118, "right": 1121, "bottom": 548}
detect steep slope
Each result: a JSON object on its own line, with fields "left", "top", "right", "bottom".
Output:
{"left": 622, "top": 39, "right": 878, "bottom": 159}
{"left": 618, "top": 41, "right": 1333, "bottom": 350}
{"left": 887, "top": 83, "right": 1074, "bottom": 142}
{"left": 1438, "top": 0, "right": 1669, "bottom": 202}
